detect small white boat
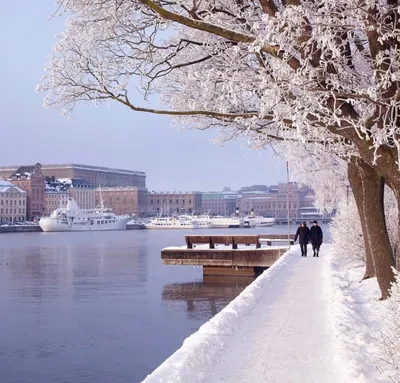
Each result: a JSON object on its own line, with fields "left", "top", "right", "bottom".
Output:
{"left": 179, "top": 214, "right": 212, "bottom": 229}
{"left": 144, "top": 216, "right": 199, "bottom": 229}
{"left": 243, "top": 216, "right": 275, "bottom": 227}
{"left": 210, "top": 216, "right": 242, "bottom": 228}
{"left": 39, "top": 198, "right": 129, "bottom": 232}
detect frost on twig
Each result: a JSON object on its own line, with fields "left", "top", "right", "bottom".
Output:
{"left": 38, "top": 1, "right": 400, "bottom": 169}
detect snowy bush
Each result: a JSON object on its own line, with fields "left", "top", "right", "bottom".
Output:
{"left": 330, "top": 198, "right": 365, "bottom": 267}
{"left": 378, "top": 270, "right": 400, "bottom": 383}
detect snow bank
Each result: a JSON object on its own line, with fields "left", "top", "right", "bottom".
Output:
{"left": 377, "top": 270, "right": 400, "bottom": 382}
{"left": 143, "top": 247, "right": 298, "bottom": 383}
{"left": 328, "top": 247, "right": 391, "bottom": 382}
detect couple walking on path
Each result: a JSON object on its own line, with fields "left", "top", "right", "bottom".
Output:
{"left": 295, "top": 221, "right": 323, "bottom": 257}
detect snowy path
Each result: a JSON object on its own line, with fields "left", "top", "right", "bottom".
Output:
{"left": 207, "top": 246, "right": 341, "bottom": 383}
{"left": 144, "top": 245, "right": 348, "bottom": 383}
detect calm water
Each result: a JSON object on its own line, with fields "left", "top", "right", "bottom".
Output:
{"left": 0, "top": 225, "right": 331, "bottom": 383}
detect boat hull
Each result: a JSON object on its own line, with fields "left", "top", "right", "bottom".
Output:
{"left": 144, "top": 224, "right": 198, "bottom": 229}
{"left": 39, "top": 217, "right": 129, "bottom": 232}
{"left": 211, "top": 224, "right": 241, "bottom": 229}
{"left": 210, "top": 218, "right": 242, "bottom": 228}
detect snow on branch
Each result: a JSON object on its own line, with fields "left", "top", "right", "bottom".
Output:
{"left": 39, "top": 0, "right": 400, "bottom": 166}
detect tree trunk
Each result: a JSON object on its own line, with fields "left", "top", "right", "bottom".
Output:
{"left": 347, "top": 158, "right": 375, "bottom": 279}
{"left": 356, "top": 158, "right": 395, "bottom": 299}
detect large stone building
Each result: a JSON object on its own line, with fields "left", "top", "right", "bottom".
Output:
{"left": 0, "top": 180, "right": 27, "bottom": 223}
{"left": 238, "top": 182, "right": 312, "bottom": 219}
{"left": 0, "top": 163, "right": 146, "bottom": 188}
{"left": 95, "top": 187, "right": 147, "bottom": 216}
{"left": 8, "top": 163, "right": 45, "bottom": 220}
{"left": 147, "top": 191, "right": 202, "bottom": 215}
{"left": 201, "top": 190, "right": 238, "bottom": 216}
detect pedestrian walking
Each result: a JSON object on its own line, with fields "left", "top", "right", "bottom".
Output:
{"left": 295, "top": 221, "right": 310, "bottom": 257}
{"left": 309, "top": 220, "right": 323, "bottom": 257}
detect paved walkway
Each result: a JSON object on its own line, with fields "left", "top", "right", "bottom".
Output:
{"left": 207, "top": 246, "right": 341, "bottom": 383}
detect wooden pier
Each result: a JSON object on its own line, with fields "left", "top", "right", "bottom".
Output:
{"left": 162, "top": 234, "right": 295, "bottom": 277}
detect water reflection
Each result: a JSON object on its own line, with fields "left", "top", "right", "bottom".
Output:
{"left": 162, "top": 276, "right": 254, "bottom": 320}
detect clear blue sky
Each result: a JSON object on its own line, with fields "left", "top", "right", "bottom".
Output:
{"left": 0, "top": 3, "right": 286, "bottom": 191}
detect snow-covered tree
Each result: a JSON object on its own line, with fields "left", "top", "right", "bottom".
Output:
{"left": 39, "top": 0, "right": 400, "bottom": 297}
{"left": 280, "top": 143, "right": 348, "bottom": 212}
{"left": 331, "top": 198, "right": 365, "bottom": 267}
{"left": 331, "top": 183, "right": 398, "bottom": 274}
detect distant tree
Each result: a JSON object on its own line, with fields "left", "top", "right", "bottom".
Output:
{"left": 40, "top": 0, "right": 400, "bottom": 298}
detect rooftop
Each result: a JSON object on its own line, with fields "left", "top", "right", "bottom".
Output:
{"left": 94, "top": 186, "right": 147, "bottom": 191}
{"left": 0, "top": 180, "right": 26, "bottom": 194}
{"left": 148, "top": 191, "right": 201, "bottom": 195}
{"left": 0, "top": 163, "right": 146, "bottom": 176}
{"left": 58, "top": 178, "right": 93, "bottom": 188}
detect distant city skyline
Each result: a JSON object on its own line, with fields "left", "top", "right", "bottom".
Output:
{"left": 0, "top": 3, "right": 287, "bottom": 192}
{"left": 0, "top": 161, "right": 286, "bottom": 193}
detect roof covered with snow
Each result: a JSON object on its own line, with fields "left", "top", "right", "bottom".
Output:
{"left": 57, "top": 178, "right": 92, "bottom": 188}
{"left": 0, "top": 179, "right": 26, "bottom": 194}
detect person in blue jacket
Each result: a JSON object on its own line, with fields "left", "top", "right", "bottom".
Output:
{"left": 295, "top": 221, "right": 310, "bottom": 257}
{"left": 309, "top": 220, "right": 323, "bottom": 257}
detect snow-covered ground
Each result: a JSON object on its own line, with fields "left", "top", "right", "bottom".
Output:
{"left": 143, "top": 245, "right": 391, "bottom": 383}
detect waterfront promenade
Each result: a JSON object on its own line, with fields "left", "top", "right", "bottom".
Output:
{"left": 144, "top": 245, "right": 348, "bottom": 382}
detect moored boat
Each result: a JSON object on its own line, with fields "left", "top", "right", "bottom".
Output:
{"left": 210, "top": 216, "right": 243, "bottom": 228}
{"left": 39, "top": 198, "right": 129, "bottom": 232}
{"left": 243, "top": 216, "right": 275, "bottom": 227}
{"left": 179, "top": 214, "right": 212, "bottom": 228}
{"left": 144, "top": 216, "right": 199, "bottom": 229}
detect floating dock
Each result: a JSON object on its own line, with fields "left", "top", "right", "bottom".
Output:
{"left": 162, "top": 234, "right": 295, "bottom": 277}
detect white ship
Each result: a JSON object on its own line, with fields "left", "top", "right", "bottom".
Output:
{"left": 243, "top": 216, "right": 275, "bottom": 227}
{"left": 144, "top": 216, "right": 199, "bottom": 229}
{"left": 39, "top": 198, "right": 129, "bottom": 232}
{"left": 179, "top": 214, "right": 213, "bottom": 229}
{"left": 210, "top": 216, "right": 243, "bottom": 228}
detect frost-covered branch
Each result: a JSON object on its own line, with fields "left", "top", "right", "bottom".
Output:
{"left": 40, "top": 1, "right": 400, "bottom": 169}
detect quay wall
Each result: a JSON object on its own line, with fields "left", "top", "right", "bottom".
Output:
{"left": 142, "top": 247, "right": 297, "bottom": 383}
{"left": 0, "top": 225, "right": 42, "bottom": 233}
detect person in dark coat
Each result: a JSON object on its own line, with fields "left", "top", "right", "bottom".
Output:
{"left": 309, "top": 220, "right": 323, "bottom": 257}
{"left": 295, "top": 221, "right": 310, "bottom": 257}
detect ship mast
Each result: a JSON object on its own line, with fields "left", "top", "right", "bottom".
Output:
{"left": 99, "top": 186, "right": 104, "bottom": 211}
